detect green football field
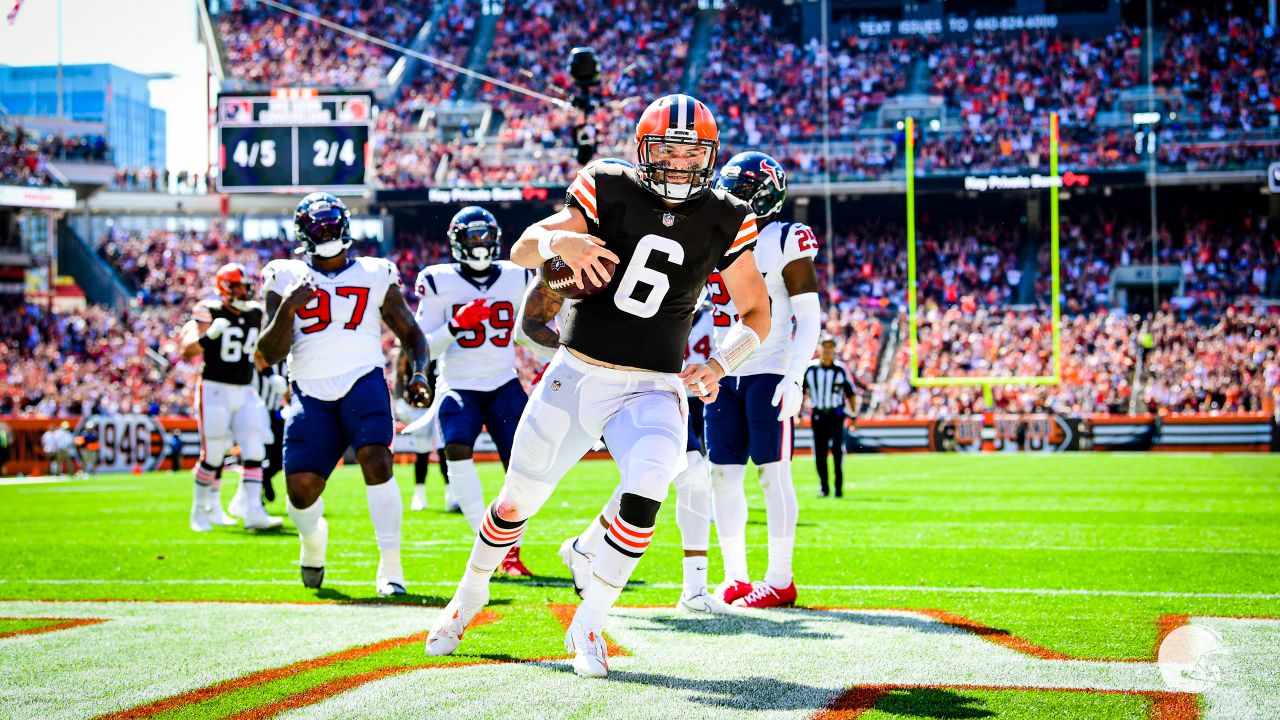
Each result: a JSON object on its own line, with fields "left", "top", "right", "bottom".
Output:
{"left": 2, "top": 453, "right": 1278, "bottom": 719}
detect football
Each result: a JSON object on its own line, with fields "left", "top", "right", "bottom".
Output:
{"left": 542, "top": 255, "right": 616, "bottom": 299}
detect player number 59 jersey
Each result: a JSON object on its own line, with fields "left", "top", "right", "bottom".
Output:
{"left": 261, "top": 257, "right": 400, "bottom": 386}
{"left": 413, "top": 261, "right": 535, "bottom": 392}
{"left": 707, "top": 221, "right": 819, "bottom": 377}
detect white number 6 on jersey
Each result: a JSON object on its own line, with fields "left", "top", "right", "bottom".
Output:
{"left": 614, "top": 234, "right": 684, "bottom": 318}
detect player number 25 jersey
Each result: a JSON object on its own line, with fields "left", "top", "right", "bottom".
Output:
{"left": 413, "top": 261, "right": 535, "bottom": 392}
{"left": 562, "top": 160, "right": 758, "bottom": 373}
{"left": 261, "top": 257, "right": 400, "bottom": 389}
{"left": 707, "top": 221, "right": 819, "bottom": 377}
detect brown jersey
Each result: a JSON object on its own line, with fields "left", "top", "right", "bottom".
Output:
{"left": 562, "top": 160, "right": 757, "bottom": 373}
{"left": 191, "top": 299, "right": 264, "bottom": 385}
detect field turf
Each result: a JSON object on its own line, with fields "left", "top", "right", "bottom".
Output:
{"left": 1, "top": 453, "right": 1277, "bottom": 719}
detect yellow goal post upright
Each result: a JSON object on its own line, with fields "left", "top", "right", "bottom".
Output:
{"left": 903, "top": 114, "right": 1063, "bottom": 410}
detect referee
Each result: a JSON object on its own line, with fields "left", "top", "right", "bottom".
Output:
{"left": 803, "top": 337, "right": 857, "bottom": 498}
{"left": 251, "top": 359, "right": 289, "bottom": 504}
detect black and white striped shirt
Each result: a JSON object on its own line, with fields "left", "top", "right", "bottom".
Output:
{"left": 804, "top": 361, "right": 853, "bottom": 413}
{"left": 251, "top": 360, "right": 288, "bottom": 413}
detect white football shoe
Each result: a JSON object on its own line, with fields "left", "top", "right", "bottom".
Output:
{"left": 410, "top": 485, "right": 428, "bottom": 511}
{"left": 557, "top": 537, "right": 592, "bottom": 597}
{"left": 444, "top": 486, "right": 460, "bottom": 513}
{"left": 206, "top": 500, "right": 239, "bottom": 527}
{"left": 564, "top": 619, "right": 609, "bottom": 678}
{"left": 376, "top": 556, "right": 407, "bottom": 597}
{"left": 189, "top": 501, "right": 212, "bottom": 532}
{"left": 242, "top": 504, "right": 284, "bottom": 531}
{"left": 425, "top": 592, "right": 487, "bottom": 656}
{"left": 677, "top": 590, "right": 734, "bottom": 615}
{"left": 227, "top": 490, "right": 247, "bottom": 519}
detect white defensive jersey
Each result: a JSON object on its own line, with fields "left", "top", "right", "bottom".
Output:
{"left": 261, "top": 256, "right": 400, "bottom": 400}
{"left": 707, "top": 221, "right": 819, "bottom": 377}
{"left": 413, "top": 261, "right": 535, "bottom": 392}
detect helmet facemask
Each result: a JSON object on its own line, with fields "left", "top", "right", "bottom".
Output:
{"left": 452, "top": 224, "right": 500, "bottom": 272}
{"left": 636, "top": 133, "right": 718, "bottom": 204}
{"left": 225, "top": 281, "right": 254, "bottom": 312}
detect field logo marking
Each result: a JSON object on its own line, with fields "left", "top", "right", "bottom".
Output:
{"left": 1157, "top": 625, "right": 1232, "bottom": 693}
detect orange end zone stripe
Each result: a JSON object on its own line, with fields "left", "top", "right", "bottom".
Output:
{"left": 0, "top": 617, "right": 108, "bottom": 639}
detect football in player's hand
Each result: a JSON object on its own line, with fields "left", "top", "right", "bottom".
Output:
{"left": 543, "top": 256, "right": 616, "bottom": 299}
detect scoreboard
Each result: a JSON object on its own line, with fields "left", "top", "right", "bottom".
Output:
{"left": 216, "top": 91, "right": 372, "bottom": 194}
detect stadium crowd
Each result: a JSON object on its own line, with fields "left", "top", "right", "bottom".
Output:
{"left": 1, "top": 128, "right": 109, "bottom": 187}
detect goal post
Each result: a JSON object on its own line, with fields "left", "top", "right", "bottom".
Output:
{"left": 904, "top": 113, "right": 1064, "bottom": 391}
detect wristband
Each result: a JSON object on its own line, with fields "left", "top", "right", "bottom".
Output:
{"left": 538, "top": 231, "right": 559, "bottom": 261}
{"left": 708, "top": 322, "right": 761, "bottom": 375}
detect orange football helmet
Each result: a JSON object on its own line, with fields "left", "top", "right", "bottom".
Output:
{"left": 633, "top": 94, "right": 719, "bottom": 203}
{"left": 215, "top": 263, "right": 254, "bottom": 311}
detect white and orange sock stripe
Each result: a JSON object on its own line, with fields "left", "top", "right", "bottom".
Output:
{"left": 193, "top": 463, "right": 217, "bottom": 487}
{"left": 604, "top": 515, "right": 654, "bottom": 558}
{"left": 479, "top": 505, "right": 525, "bottom": 549}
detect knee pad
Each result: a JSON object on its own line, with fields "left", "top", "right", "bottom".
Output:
{"left": 673, "top": 451, "right": 709, "bottom": 492}
{"left": 238, "top": 435, "right": 266, "bottom": 463}
{"left": 498, "top": 470, "right": 557, "bottom": 520}
{"left": 620, "top": 452, "right": 674, "bottom": 504}
{"left": 201, "top": 434, "right": 230, "bottom": 466}
{"left": 507, "top": 400, "right": 572, "bottom": 480}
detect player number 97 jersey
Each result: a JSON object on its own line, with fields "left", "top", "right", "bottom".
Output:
{"left": 261, "top": 257, "right": 400, "bottom": 383}
{"left": 707, "top": 221, "right": 819, "bottom": 377}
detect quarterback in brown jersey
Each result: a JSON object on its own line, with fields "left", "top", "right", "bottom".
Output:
{"left": 425, "top": 94, "right": 771, "bottom": 678}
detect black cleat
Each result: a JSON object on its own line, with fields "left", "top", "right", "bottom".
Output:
{"left": 377, "top": 581, "right": 406, "bottom": 597}
{"left": 301, "top": 565, "right": 325, "bottom": 589}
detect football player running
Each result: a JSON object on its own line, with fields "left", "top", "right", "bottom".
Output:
{"left": 558, "top": 296, "right": 730, "bottom": 614}
{"left": 412, "top": 206, "right": 536, "bottom": 576}
{"left": 258, "top": 193, "right": 433, "bottom": 596}
{"left": 425, "top": 94, "right": 770, "bottom": 678}
{"left": 179, "top": 263, "right": 282, "bottom": 532}
{"left": 704, "top": 152, "right": 822, "bottom": 608}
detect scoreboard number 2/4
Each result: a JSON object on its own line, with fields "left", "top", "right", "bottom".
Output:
{"left": 232, "top": 139, "right": 277, "bottom": 168}
{"left": 313, "top": 138, "right": 357, "bottom": 167}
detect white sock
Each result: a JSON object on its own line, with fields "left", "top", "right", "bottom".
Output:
{"left": 765, "top": 536, "right": 795, "bottom": 589}
{"left": 579, "top": 485, "right": 622, "bottom": 556}
{"left": 446, "top": 458, "right": 486, "bottom": 532}
{"left": 674, "top": 451, "right": 711, "bottom": 553}
{"left": 576, "top": 573, "right": 624, "bottom": 630}
{"left": 241, "top": 466, "right": 264, "bottom": 504}
{"left": 412, "top": 484, "right": 427, "bottom": 502}
{"left": 711, "top": 463, "right": 749, "bottom": 583}
{"left": 366, "top": 478, "right": 403, "bottom": 553}
{"left": 682, "top": 555, "right": 708, "bottom": 597}
{"left": 758, "top": 461, "right": 798, "bottom": 588}
{"left": 287, "top": 497, "right": 328, "bottom": 567}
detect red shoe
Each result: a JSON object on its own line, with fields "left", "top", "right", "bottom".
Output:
{"left": 499, "top": 547, "right": 532, "bottom": 577}
{"left": 732, "top": 581, "right": 797, "bottom": 608}
{"left": 715, "top": 579, "right": 753, "bottom": 604}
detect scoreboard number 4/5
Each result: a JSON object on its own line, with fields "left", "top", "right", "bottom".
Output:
{"left": 232, "top": 140, "right": 277, "bottom": 168}
{"left": 313, "top": 139, "right": 357, "bottom": 167}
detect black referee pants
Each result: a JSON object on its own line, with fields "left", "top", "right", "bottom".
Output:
{"left": 811, "top": 410, "right": 844, "bottom": 496}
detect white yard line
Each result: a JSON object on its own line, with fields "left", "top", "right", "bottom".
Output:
{"left": 2, "top": 577, "right": 1277, "bottom": 600}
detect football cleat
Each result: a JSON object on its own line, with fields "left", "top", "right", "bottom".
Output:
{"left": 732, "top": 581, "right": 798, "bottom": 609}
{"left": 377, "top": 581, "right": 406, "bottom": 597}
{"left": 425, "top": 593, "right": 487, "bottom": 656}
{"left": 410, "top": 486, "right": 428, "bottom": 511}
{"left": 444, "top": 487, "right": 460, "bottom": 513}
{"left": 715, "top": 579, "right": 753, "bottom": 605}
{"left": 565, "top": 619, "right": 609, "bottom": 678}
{"left": 678, "top": 591, "right": 734, "bottom": 615}
{"left": 206, "top": 502, "right": 239, "bottom": 527}
{"left": 227, "top": 490, "right": 247, "bottom": 519}
{"left": 189, "top": 504, "right": 212, "bottom": 533}
{"left": 242, "top": 504, "right": 284, "bottom": 531}
{"left": 301, "top": 565, "right": 325, "bottom": 589}
{"left": 557, "top": 537, "right": 592, "bottom": 597}
{"left": 499, "top": 547, "right": 531, "bottom": 577}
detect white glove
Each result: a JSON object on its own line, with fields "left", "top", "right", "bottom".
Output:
{"left": 393, "top": 397, "right": 413, "bottom": 422}
{"left": 772, "top": 379, "right": 803, "bottom": 420}
{"left": 205, "top": 317, "right": 232, "bottom": 340}
{"left": 268, "top": 374, "right": 288, "bottom": 396}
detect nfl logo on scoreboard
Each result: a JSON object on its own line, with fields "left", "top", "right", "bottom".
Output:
{"left": 662, "top": 213, "right": 675, "bottom": 227}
